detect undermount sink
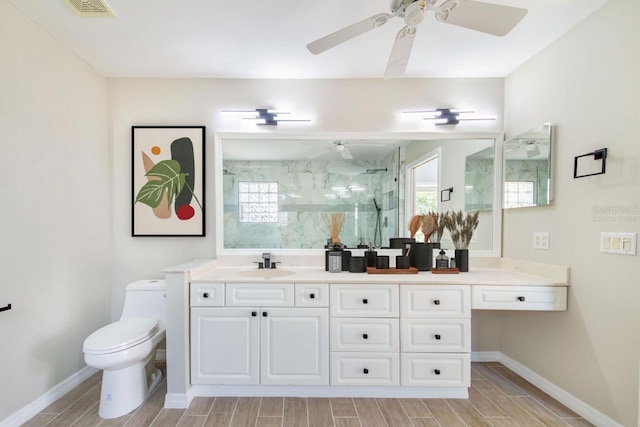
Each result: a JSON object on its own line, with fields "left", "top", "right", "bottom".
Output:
{"left": 234, "top": 269, "right": 296, "bottom": 279}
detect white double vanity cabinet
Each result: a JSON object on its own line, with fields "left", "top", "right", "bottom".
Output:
{"left": 163, "top": 258, "right": 569, "bottom": 407}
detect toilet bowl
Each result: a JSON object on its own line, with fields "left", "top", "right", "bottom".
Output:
{"left": 83, "top": 280, "right": 166, "bottom": 419}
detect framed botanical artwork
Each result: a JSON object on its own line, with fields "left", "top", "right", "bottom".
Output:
{"left": 132, "top": 126, "right": 205, "bottom": 236}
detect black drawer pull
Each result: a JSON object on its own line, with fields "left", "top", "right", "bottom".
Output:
{"left": 310, "top": 293, "right": 316, "bottom": 299}
{"left": 517, "top": 296, "right": 526, "bottom": 302}
{"left": 433, "top": 299, "right": 440, "bottom": 305}
{"left": 434, "top": 334, "right": 441, "bottom": 340}
{"left": 203, "top": 292, "right": 209, "bottom": 298}
{"left": 434, "top": 369, "right": 441, "bottom": 375}
{"left": 363, "top": 368, "right": 369, "bottom": 374}
{"left": 262, "top": 311, "right": 268, "bottom": 317}
{"left": 362, "top": 298, "right": 368, "bottom": 304}
{"left": 251, "top": 311, "right": 257, "bottom": 317}
{"left": 0, "top": 304, "right": 11, "bottom": 313}
{"left": 362, "top": 333, "right": 368, "bottom": 339}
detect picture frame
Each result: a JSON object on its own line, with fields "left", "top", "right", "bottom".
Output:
{"left": 132, "top": 126, "right": 205, "bottom": 236}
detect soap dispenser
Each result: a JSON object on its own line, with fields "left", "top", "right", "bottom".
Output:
{"left": 364, "top": 242, "right": 377, "bottom": 268}
{"left": 435, "top": 249, "right": 449, "bottom": 269}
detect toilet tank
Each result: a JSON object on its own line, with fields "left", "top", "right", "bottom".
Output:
{"left": 120, "top": 279, "right": 166, "bottom": 322}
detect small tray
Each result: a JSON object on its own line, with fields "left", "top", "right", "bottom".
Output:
{"left": 367, "top": 267, "right": 419, "bottom": 274}
{"left": 431, "top": 268, "right": 460, "bottom": 274}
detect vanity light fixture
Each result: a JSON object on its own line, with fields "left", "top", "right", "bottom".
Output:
{"left": 221, "top": 108, "right": 310, "bottom": 126}
{"left": 403, "top": 108, "right": 496, "bottom": 125}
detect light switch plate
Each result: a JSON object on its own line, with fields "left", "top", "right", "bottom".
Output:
{"left": 600, "top": 232, "right": 637, "bottom": 255}
{"left": 533, "top": 232, "right": 550, "bottom": 250}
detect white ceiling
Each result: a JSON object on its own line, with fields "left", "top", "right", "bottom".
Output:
{"left": 10, "top": 0, "right": 607, "bottom": 79}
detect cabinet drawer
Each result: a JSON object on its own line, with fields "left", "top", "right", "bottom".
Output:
{"left": 330, "top": 284, "right": 399, "bottom": 317}
{"left": 295, "top": 283, "right": 329, "bottom": 307}
{"left": 331, "top": 352, "right": 399, "bottom": 386}
{"left": 401, "top": 353, "right": 470, "bottom": 387}
{"left": 226, "top": 283, "right": 294, "bottom": 307}
{"left": 331, "top": 318, "right": 399, "bottom": 352}
{"left": 472, "top": 285, "right": 567, "bottom": 311}
{"left": 401, "top": 319, "right": 470, "bottom": 353}
{"left": 401, "top": 285, "right": 470, "bottom": 318}
{"left": 190, "top": 282, "right": 225, "bottom": 307}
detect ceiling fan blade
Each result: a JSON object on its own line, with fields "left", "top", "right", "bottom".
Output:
{"left": 436, "top": 0, "right": 527, "bottom": 37}
{"left": 307, "top": 13, "right": 392, "bottom": 55}
{"left": 384, "top": 26, "right": 417, "bottom": 79}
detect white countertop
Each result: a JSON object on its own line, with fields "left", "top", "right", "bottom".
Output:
{"left": 192, "top": 265, "right": 568, "bottom": 287}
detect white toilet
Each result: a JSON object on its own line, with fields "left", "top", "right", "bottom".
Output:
{"left": 83, "top": 279, "right": 166, "bottom": 419}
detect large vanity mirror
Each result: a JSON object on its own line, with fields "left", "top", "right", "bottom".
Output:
{"left": 215, "top": 133, "right": 502, "bottom": 256}
{"left": 503, "top": 123, "right": 553, "bottom": 208}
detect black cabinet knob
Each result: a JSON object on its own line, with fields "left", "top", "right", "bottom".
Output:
{"left": 434, "top": 369, "right": 441, "bottom": 375}
{"left": 363, "top": 368, "right": 369, "bottom": 374}
{"left": 517, "top": 296, "right": 526, "bottom": 302}
{"left": 203, "top": 292, "right": 209, "bottom": 298}
{"left": 310, "top": 293, "right": 316, "bottom": 299}
{"left": 433, "top": 299, "right": 440, "bottom": 305}
{"left": 434, "top": 334, "right": 441, "bottom": 340}
{"left": 251, "top": 311, "right": 257, "bottom": 317}
{"left": 362, "top": 333, "right": 368, "bottom": 339}
{"left": 262, "top": 312, "right": 268, "bottom": 317}
{"left": 362, "top": 298, "right": 368, "bottom": 304}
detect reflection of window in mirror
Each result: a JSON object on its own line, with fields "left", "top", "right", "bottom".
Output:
{"left": 413, "top": 155, "right": 439, "bottom": 242}
{"left": 238, "top": 181, "right": 279, "bottom": 223}
{"left": 503, "top": 181, "right": 535, "bottom": 208}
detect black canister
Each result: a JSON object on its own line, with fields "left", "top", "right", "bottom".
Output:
{"left": 365, "top": 250, "right": 378, "bottom": 267}
{"left": 389, "top": 237, "right": 415, "bottom": 249}
{"left": 376, "top": 255, "right": 390, "bottom": 269}
{"left": 396, "top": 255, "right": 410, "bottom": 269}
{"left": 341, "top": 250, "right": 351, "bottom": 271}
{"left": 348, "top": 256, "right": 366, "bottom": 273}
{"left": 410, "top": 242, "right": 434, "bottom": 271}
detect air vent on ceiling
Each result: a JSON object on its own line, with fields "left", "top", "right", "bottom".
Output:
{"left": 64, "top": 0, "right": 117, "bottom": 17}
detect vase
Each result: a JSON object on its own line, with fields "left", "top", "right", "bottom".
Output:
{"left": 454, "top": 249, "right": 469, "bottom": 272}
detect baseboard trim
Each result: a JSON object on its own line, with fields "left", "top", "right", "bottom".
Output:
{"left": 164, "top": 388, "right": 195, "bottom": 409}
{"left": 471, "top": 351, "right": 623, "bottom": 427}
{"left": 190, "top": 385, "right": 468, "bottom": 399}
{"left": 0, "top": 366, "right": 99, "bottom": 427}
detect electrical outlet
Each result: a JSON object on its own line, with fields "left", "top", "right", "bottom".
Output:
{"left": 533, "top": 232, "right": 550, "bottom": 250}
{"left": 600, "top": 232, "right": 637, "bottom": 255}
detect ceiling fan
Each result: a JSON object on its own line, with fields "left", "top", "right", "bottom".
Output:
{"left": 307, "top": 0, "right": 528, "bottom": 79}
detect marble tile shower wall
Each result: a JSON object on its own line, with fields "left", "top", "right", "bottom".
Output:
{"left": 223, "top": 152, "right": 399, "bottom": 249}
{"left": 465, "top": 158, "right": 495, "bottom": 212}
{"left": 505, "top": 160, "right": 549, "bottom": 206}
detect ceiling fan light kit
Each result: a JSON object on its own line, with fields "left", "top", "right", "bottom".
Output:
{"left": 307, "top": 0, "right": 528, "bottom": 78}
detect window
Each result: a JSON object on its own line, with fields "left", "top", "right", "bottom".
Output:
{"left": 238, "top": 181, "right": 279, "bottom": 223}
{"left": 504, "top": 181, "right": 535, "bottom": 208}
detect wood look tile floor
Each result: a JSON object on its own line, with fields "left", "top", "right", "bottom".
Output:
{"left": 23, "top": 363, "right": 594, "bottom": 427}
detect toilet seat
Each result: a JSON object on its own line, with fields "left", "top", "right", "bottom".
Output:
{"left": 83, "top": 318, "right": 159, "bottom": 355}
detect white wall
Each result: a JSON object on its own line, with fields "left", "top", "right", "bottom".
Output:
{"left": 503, "top": 0, "right": 640, "bottom": 425}
{"left": 108, "top": 78, "right": 504, "bottom": 319}
{"left": 0, "top": 2, "right": 111, "bottom": 421}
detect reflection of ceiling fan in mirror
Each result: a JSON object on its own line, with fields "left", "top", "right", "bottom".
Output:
{"left": 307, "top": 0, "right": 528, "bottom": 79}
{"left": 308, "top": 140, "right": 390, "bottom": 160}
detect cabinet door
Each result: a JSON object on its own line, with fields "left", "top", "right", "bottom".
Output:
{"left": 191, "top": 307, "right": 259, "bottom": 385}
{"left": 260, "top": 308, "right": 329, "bottom": 385}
